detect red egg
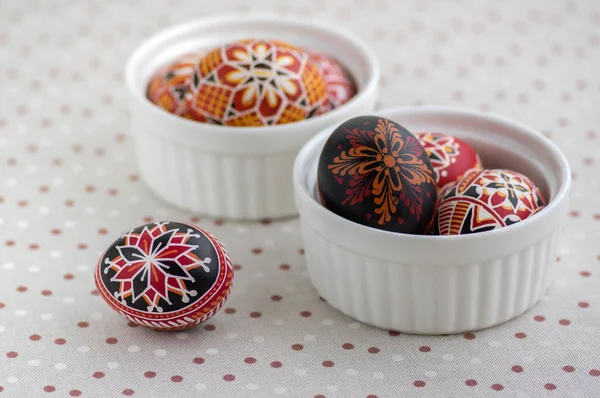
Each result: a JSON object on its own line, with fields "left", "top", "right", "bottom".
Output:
{"left": 309, "top": 51, "right": 356, "bottom": 112}
{"left": 187, "top": 39, "right": 328, "bottom": 126}
{"left": 416, "top": 132, "right": 482, "bottom": 191}
{"left": 434, "top": 169, "right": 546, "bottom": 235}
{"left": 146, "top": 52, "right": 205, "bottom": 120}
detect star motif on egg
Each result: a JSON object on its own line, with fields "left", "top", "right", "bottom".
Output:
{"left": 103, "top": 222, "right": 211, "bottom": 313}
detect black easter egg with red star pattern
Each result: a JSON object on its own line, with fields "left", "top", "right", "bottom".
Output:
{"left": 94, "top": 221, "right": 233, "bottom": 331}
{"left": 317, "top": 116, "right": 437, "bottom": 234}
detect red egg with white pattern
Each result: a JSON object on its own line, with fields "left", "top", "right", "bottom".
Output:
{"left": 416, "top": 132, "right": 482, "bottom": 191}
{"left": 309, "top": 51, "right": 357, "bottom": 113}
{"left": 146, "top": 52, "right": 205, "bottom": 120}
{"left": 433, "top": 169, "right": 546, "bottom": 235}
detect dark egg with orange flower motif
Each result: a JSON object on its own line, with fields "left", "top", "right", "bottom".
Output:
{"left": 317, "top": 116, "right": 437, "bottom": 234}
{"left": 187, "top": 39, "right": 328, "bottom": 126}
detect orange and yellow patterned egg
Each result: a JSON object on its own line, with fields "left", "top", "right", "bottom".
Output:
{"left": 309, "top": 51, "right": 356, "bottom": 112}
{"left": 434, "top": 169, "right": 546, "bottom": 235}
{"left": 187, "top": 39, "right": 328, "bottom": 126}
{"left": 146, "top": 52, "right": 205, "bottom": 120}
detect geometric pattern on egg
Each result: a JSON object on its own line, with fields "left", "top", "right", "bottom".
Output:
{"left": 434, "top": 169, "right": 546, "bottom": 235}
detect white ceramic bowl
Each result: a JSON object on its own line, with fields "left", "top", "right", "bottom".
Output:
{"left": 294, "top": 106, "right": 571, "bottom": 334}
{"left": 125, "top": 14, "right": 379, "bottom": 219}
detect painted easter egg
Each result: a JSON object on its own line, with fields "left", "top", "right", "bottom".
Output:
{"left": 146, "top": 52, "right": 205, "bottom": 120}
{"left": 434, "top": 169, "right": 546, "bottom": 235}
{"left": 309, "top": 51, "right": 356, "bottom": 112}
{"left": 94, "top": 221, "right": 233, "bottom": 330}
{"left": 416, "top": 132, "right": 482, "bottom": 191}
{"left": 318, "top": 116, "right": 437, "bottom": 234}
{"left": 187, "top": 39, "right": 328, "bottom": 126}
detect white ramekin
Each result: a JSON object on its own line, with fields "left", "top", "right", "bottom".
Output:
{"left": 293, "top": 106, "right": 571, "bottom": 334}
{"left": 125, "top": 14, "right": 379, "bottom": 219}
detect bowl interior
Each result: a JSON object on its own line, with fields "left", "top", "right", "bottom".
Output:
{"left": 129, "top": 15, "right": 375, "bottom": 105}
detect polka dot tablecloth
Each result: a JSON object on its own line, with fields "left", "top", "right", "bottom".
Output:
{"left": 1, "top": 0, "right": 599, "bottom": 396}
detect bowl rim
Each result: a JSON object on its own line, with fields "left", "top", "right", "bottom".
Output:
{"left": 124, "top": 13, "right": 380, "bottom": 137}
{"left": 293, "top": 105, "right": 571, "bottom": 244}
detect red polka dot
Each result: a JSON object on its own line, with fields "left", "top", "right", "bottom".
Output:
{"left": 224, "top": 308, "right": 236, "bottom": 314}
{"left": 41, "top": 290, "right": 52, "bottom": 296}
{"left": 491, "top": 384, "right": 504, "bottom": 391}
{"left": 250, "top": 312, "right": 262, "bottom": 318}
{"left": 16, "top": 286, "right": 27, "bottom": 292}
{"left": 419, "top": 346, "right": 431, "bottom": 352}
{"left": 106, "top": 337, "right": 118, "bottom": 344}
{"left": 314, "top": 395, "right": 325, "bottom": 398}
{"left": 590, "top": 369, "right": 600, "bottom": 376}
{"left": 300, "top": 311, "right": 312, "bottom": 317}
{"left": 203, "top": 324, "right": 216, "bottom": 331}
{"left": 232, "top": 264, "right": 242, "bottom": 271}
{"left": 6, "top": 351, "right": 18, "bottom": 358}
{"left": 512, "top": 365, "right": 524, "bottom": 373}
{"left": 192, "top": 357, "right": 205, "bottom": 364}
{"left": 368, "top": 347, "right": 380, "bottom": 354}
{"left": 322, "top": 360, "right": 335, "bottom": 367}
{"left": 144, "top": 371, "right": 156, "bottom": 378}
{"left": 534, "top": 315, "right": 546, "bottom": 322}
{"left": 244, "top": 357, "right": 256, "bottom": 364}
{"left": 30, "top": 334, "right": 41, "bottom": 341}
{"left": 270, "top": 361, "right": 282, "bottom": 368}
{"left": 545, "top": 383, "right": 557, "bottom": 390}
{"left": 413, "top": 380, "right": 425, "bottom": 388}
{"left": 388, "top": 331, "right": 400, "bottom": 336}
{"left": 464, "top": 333, "right": 476, "bottom": 340}
{"left": 292, "top": 344, "right": 304, "bottom": 351}
{"left": 515, "top": 332, "right": 527, "bottom": 339}
{"left": 279, "top": 264, "right": 290, "bottom": 270}
{"left": 122, "top": 389, "right": 135, "bottom": 396}
{"left": 298, "top": 249, "right": 305, "bottom": 255}
{"left": 578, "top": 302, "right": 590, "bottom": 309}
{"left": 559, "top": 319, "right": 571, "bottom": 326}
{"left": 92, "top": 372, "right": 104, "bottom": 379}
{"left": 251, "top": 248, "right": 262, "bottom": 254}
{"left": 54, "top": 338, "right": 66, "bottom": 345}
{"left": 223, "top": 374, "right": 235, "bottom": 381}
{"left": 43, "top": 386, "right": 56, "bottom": 393}
{"left": 466, "top": 379, "right": 477, "bottom": 387}
{"left": 69, "top": 390, "right": 82, "bottom": 397}
{"left": 78, "top": 322, "right": 89, "bottom": 328}
{"left": 0, "top": 303, "right": 4, "bottom": 309}
{"left": 271, "top": 295, "right": 282, "bottom": 302}
{"left": 563, "top": 365, "right": 575, "bottom": 372}
{"left": 580, "top": 271, "right": 591, "bottom": 277}
{"left": 127, "top": 322, "right": 139, "bottom": 328}
{"left": 342, "top": 343, "right": 354, "bottom": 350}
{"left": 64, "top": 273, "right": 74, "bottom": 280}
{"left": 170, "top": 376, "right": 183, "bottom": 382}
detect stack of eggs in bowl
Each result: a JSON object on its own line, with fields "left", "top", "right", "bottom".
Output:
{"left": 146, "top": 39, "right": 356, "bottom": 126}
{"left": 316, "top": 115, "right": 546, "bottom": 236}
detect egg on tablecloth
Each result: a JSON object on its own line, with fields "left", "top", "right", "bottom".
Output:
{"left": 94, "top": 221, "right": 233, "bottom": 331}
{"left": 317, "top": 115, "right": 437, "bottom": 234}
{"left": 434, "top": 169, "right": 546, "bottom": 235}
{"left": 146, "top": 52, "right": 205, "bottom": 119}
{"left": 416, "top": 132, "right": 482, "bottom": 191}
{"left": 309, "top": 51, "right": 356, "bottom": 112}
{"left": 187, "top": 39, "right": 328, "bottom": 126}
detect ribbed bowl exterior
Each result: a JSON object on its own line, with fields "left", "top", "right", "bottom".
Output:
{"left": 301, "top": 220, "right": 561, "bottom": 334}
{"left": 134, "top": 129, "right": 297, "bottom": 219}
